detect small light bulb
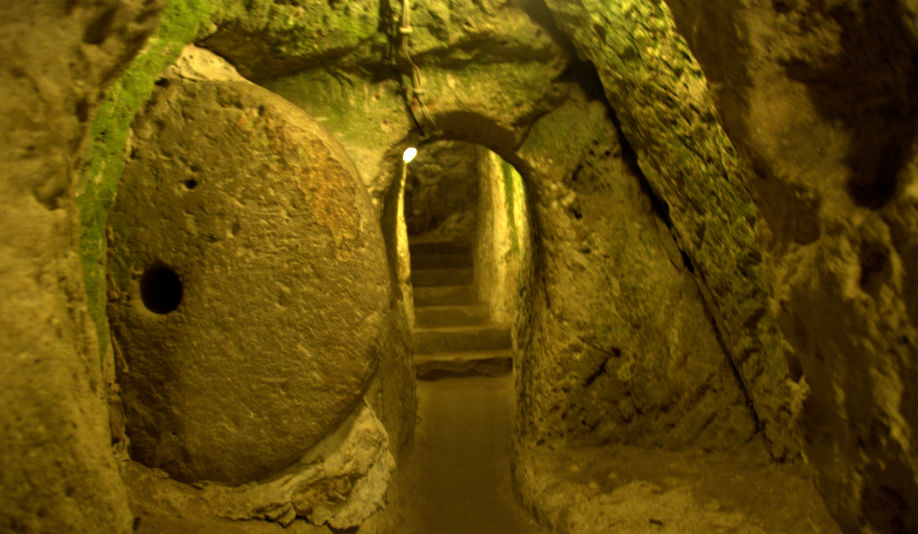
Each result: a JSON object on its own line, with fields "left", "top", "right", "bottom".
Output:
{"left": 403, "top": 147, "right": 417, "bottom": 163}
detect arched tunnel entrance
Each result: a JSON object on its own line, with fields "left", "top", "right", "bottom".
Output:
{"left": 394, "top": 141, "right": 538, "bottom": 532}
{"left": 403, "top": 140, "right": 529, "bottom": 378}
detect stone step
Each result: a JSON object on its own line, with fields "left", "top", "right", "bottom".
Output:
{"left": 413, "top": 325, "right": 511, "bottom": 353}
{"left": 414, "top": 285, "right": 479, "bottom": 307}
{"left": 415, "top": 304, "right": 489, "bottom": 328}
{"left": 410, "top": 253, "right": 473, "bottom": 270}
{"left": 415, "top": 350, "right": 513, "bottom": 380}
{"left": 409, "top": 241, "right": 470, "bottom": 256}
{"left": 412, "top": 268, "right": 474, "bottom": 287}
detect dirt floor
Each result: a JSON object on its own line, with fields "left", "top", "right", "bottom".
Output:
{"left": 132, "top": 374, "right": 540, "bottom": 534}
{"left": 515, "top": 439, "right": 842, "bottom": 534}
{"left": 387, "top": 375, "right": 545, "bottom": 534}
{"left": 131, "top": 374, "right": 841, "bottom": 534}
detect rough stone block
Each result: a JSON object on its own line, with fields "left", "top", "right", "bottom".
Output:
{"left": 107, "top": 72, "right": 389, "bottom": 485}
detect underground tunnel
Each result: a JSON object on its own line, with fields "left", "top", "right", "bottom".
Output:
{"left": 1, "top": 0, "right": 917, "bottom": 533}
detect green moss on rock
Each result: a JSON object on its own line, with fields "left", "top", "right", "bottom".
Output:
{"left": 543, "top": 0, "right": 802, "bottom": 459}
{"left": 268, "top": 69, "right": 408, "bottom": 184}
{"left": 76, "top": 0, "right": 214, "bottom": 365}
{"left": 211, "top": 0, "right": 379, "bottom": 51}
{"left": 518, "top": 97, "right": 610, "bottom": 171}
{"left": 201, "top": 0, "right": 381, "bottom": 81}
{"left": 500, "top": 158, "right": 522, "bottom": 256}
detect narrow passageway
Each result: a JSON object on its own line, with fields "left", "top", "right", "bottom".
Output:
{"left": 390, "top": 139, "right": 537, "bottom": 532}
{"left": 392, "top": 234, "right": 537, "bottom": 533}
{"left": 395, "top": 375, "right": 545, "bottom": 534}
{"left": 410, "top": 239, "right": 513, "bottom": 378}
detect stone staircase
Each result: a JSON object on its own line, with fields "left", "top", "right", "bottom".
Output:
{"left": 410, "top": 241, "right": 512, "bottom": 380}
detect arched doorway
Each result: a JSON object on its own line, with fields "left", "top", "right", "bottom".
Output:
{"left": 394, "top": 139, "right": 539, "bottom": 533}
{"left": 403, "top": 140, "right": 530, "bottom": 379}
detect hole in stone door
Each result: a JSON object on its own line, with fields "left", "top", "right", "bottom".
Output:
{"left": 140, "top": 263, "right": 183, "bottom": 314}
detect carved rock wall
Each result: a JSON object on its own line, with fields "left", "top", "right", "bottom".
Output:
{"left": 0, "top": 1, "right": 163, "bottom": 531}
{"left": 663, "top": 1, "right": 918, "bottom": 531}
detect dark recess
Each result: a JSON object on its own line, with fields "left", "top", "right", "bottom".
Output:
{"left": 140, "top": 264, "right": 183, "bottom": 314}
{"left": 784, "top": 2, "right": 918, "bottom": 209}
{"left": 83, "top": 6, "right": 117, "bottom": 45}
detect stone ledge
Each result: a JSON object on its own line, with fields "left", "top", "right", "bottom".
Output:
{"left": 514, "top": 441, "right": 839, "bottom": 534}
{"left": 122, "top": 403, "right": 394, "bottom": 531}
{"left": 415, "top": 351, "right": 513, "bottom": 380}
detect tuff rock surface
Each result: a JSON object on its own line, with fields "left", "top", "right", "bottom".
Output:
{"left": 1, "top": 0, "right": 915, "bottom": 531}
{"left": 124, "top": 403, "right": 395, "bottom": 530}
{"left": 0, "top": 0, "right": 164, "bottom": 531}
{"left": 543, "top": 0, "right": 803, "bottom": 460}
{"left": 404, "top": 141, "right": 479, "bottom": 239}
{"left": 663, "top": 2, "right": 918, "bottom": 531}
{"left": 516, "top": 86, "right": 758, "bottom": 450}
{"left": 108, "top": 58, "right": 389, "bottom": 484}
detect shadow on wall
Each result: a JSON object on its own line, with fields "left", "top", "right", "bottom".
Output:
{"left": 404, "top": 141, "right": 480, "bottom": 240}
{"left": 782, "top": 1, "right": 918, "bottom": 209}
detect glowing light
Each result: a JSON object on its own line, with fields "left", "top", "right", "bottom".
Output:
{"left": 403, "top": 147, "right": 418, "bottom": 163}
